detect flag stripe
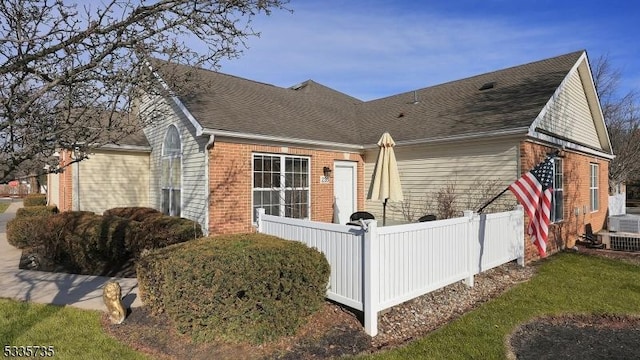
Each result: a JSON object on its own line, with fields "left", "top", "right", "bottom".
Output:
{"left": 509, "top": 156, "right": 555, "bottom": 258}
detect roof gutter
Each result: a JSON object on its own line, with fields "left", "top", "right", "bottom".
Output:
{"left": 362, "top": 127, "right": 530, "bottom": 149}
{"left": 200, "top": 128, "right": 364, "bottom": 151}
{"left": 98, "top": 144, "right": 152, "bottom": 152}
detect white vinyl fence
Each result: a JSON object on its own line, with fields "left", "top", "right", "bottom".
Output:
{"left": 256, "top": 206, "right": 525, "bottom": 336}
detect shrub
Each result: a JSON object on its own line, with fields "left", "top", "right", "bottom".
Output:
{"left": 136, "top": 234, "right": 330, "bottom": 344}
{"left": 41, "top": 212, "right": 138, "bottom": 275}
{"left": 23, "top": 193, "right": 47, "bottom": 207}
{"left": 129, "top": 214, "right": 202, "bottom": 256}
{"left": 16, "top": 205, "right": 59, "bottom": 218}
{"left": 6, "top": 216, "right": 53, "bottom": 249}
{"left": 23, "top": 210, "right": 199, "bottom": 275}
{"left": 103, "top": 207, "right": 162, "bottom": 222}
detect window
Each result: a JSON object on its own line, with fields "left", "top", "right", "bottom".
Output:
{"left": 550, "top": 157, "right": 563, "bottom": 223}
{"left": 253, "top": 154, "right": 310, "bottom": 221}
{"left": 590, "top": 163, "right": 599, "bottom": 211}
{"left": 162, "top": 125, "right": 181, "bottom": 216}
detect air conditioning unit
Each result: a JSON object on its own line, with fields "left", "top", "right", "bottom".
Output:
{"left": 608, "top": 215, "right": 640, "bottom": 233}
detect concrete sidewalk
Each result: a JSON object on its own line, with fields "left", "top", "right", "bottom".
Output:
{"left": 0, "top": 200, "right": 142, "bottom": 311}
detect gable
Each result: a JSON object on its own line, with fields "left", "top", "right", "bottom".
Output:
{"left": 531, "top": 54, "right": 613, "bottom": 155}
{"left": 536, "top": 67, "right": 601, "bottom": 149}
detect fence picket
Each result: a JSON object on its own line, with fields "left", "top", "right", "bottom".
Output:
{"left": 256, "top": 207, "right": 524, "bottom": 336}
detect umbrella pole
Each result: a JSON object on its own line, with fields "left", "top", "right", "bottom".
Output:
{"left": 383, "top": 198, "right": 388, "bottom": 226}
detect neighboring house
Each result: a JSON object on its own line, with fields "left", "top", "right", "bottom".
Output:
{"left": 47, "top": 130, "right": 151, "bottom": 213}
{"left": 50, "top": 50, "right": 613, "bottom": 260}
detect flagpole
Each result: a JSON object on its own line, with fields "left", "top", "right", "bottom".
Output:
{"left": 477, "top": 187, "right": 510, "bottom": 213}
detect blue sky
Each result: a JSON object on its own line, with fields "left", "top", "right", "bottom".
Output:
{"left": 214, "top": 0, "right": 639, "bottom": 101}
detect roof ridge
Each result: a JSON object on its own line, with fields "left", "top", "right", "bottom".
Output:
{"left": 366, "top": 50, "right": 585, "bottom": 102}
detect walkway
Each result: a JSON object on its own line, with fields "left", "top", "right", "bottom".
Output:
{"left": 0, "top": 200, "right": 142, "bottom": 311}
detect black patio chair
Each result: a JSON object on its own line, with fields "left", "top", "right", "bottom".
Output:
{"left": 346, "top": 211, "right": 375, "bottom": 226}
{"left": 349, "top": 211, "right": 375, "bottom": 222}
{"left": 578, "top": 223, "right": 605, "bottom": 249}
{"left": 418, "top": 214, "right": 437, "bottom": 222}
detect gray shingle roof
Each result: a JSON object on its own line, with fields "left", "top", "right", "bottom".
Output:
{"left": 152, "top": 50, "right": 585, "bottom": 146}
{"left": 357, "top": 50, "right": 584, "bottom": 144}
{"left": 154, "top": 62, "right": 364, "bottom": 145}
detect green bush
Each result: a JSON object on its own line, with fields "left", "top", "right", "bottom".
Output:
{"left": 16, "top": 205, "right": 58, "bottom": 218}
{"left": 56, "top": 212, "right": 139, "bottom": 274}
{"left": 129, "top": 214, "right": 202, "bottom": 257}
{"left": 23, "top": 193, "right": 47, "bottom": 207}
{"left": 42, "top": 212, "right": 138, "bottom": 275}
{"left": 136, "top": 234, "right": 330, "bottom": 344}
{"left": 6, "top": 216, "right": 53, "bottom": 249}
{"left": 103, "top": 207, "right": 162, "bottom": 222}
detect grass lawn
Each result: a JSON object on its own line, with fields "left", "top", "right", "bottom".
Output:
{"left": 360, "top": 252, "right": 640, "bottom": 359}
{"left": 1, "top": 252, "right": 638, "bottom": 359}
{"left": 0, "top": 299, "right": 148, "bottom": 360}
{"left": 0, "top": 201, "right": 9, "bottom": 213}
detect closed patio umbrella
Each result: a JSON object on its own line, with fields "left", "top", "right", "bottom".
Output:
{"left": 368, "top": 132, "right": 403, "bottom": 226}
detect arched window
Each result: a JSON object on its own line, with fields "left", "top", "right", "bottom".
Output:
{"left": 162, "top": 125, "right": 181, "bottom": 216}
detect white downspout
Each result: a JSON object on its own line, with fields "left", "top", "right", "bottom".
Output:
{"left": 204, "top": 134, "right": 215, "bottom": 235}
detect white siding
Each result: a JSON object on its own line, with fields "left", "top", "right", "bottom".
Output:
{"left": 365, "top": 139, "right": 519, "bottom": 221}
{"left": 537, "top": 69, "right": 602, "bottom": 149}
{"left": 77, "top": 150, "right": 149, "bottom": 213}
{"left": 47, "top": 172, "right": 59, "bottom": 207}
{"left": 139, "top": 94, "right": 209, "bottom": 232}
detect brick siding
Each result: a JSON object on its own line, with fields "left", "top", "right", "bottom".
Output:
{"left": 519, "top": 141, "right": 609, "bottom": 261}
{"left": 208, "top": 141, "right": 365, "bottom": 235}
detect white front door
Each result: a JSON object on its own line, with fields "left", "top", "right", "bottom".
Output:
{"left": 333, "top": 161, "right": 357, "bottom": 224}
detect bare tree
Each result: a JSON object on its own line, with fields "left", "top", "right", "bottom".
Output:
{"left": 592, "top": 54, "right": 640, "bottom": 191}
{"left": 0, "top": 0, "right": 288, "bottom": 182}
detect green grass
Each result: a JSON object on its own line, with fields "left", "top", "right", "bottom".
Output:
{"left": 2, "top": 253, "right": 639, "bottom": 359}
{"left": 0, "top": 201, "right": 9, "bottom": 213}
{"left": 360, "top": 252, "right": 640, "bottom": 359}
{"left": 0, "top": 299, "right": 148, "bottom": 359}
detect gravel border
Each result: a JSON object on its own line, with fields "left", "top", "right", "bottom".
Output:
{"left": 371, "top": 261, "right": 538, "bottom": 349}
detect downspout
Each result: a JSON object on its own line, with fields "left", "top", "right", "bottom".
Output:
{"left": 72, "top": 147, "right": 80, "bottom": 211}
{"left": 204, "top": 134, "right": 215, "bottom": 235}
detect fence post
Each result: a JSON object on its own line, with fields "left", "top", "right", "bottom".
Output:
{"left": 515, "top": 205, "right": 525, "bottom": 267}
{"left": 363, "top": 219, "right": 379, "bottom": 337}
{"left": 256, "top": 208, "right": 265, "bottom": 233}
{"left": 463, "top": 210, "right": 475, "bottom": 287}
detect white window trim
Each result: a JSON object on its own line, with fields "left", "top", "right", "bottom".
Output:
{"left": 161, "top": 125, "right": 182, "bottom": 217}
{"left": 551, "top": 157, "right": 564, "bottom": 223}
{"left": 252, "top": 153, "right": 311, "bottom": 221}
{"left": 590, "top": 163, "right": 599, "bottom": 212}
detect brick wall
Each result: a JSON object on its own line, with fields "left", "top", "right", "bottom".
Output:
{"left": 519, "top": 141, "right": 610, "bottom": 261}
{"left": 208, "top": 141, "right": 365, "bottom": 235}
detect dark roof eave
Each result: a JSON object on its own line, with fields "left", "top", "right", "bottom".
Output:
{"left": 363, "top": 127, "right": 530, "bottom": 149}
{"left": 201, "top": 128, "right": 365, "bottom": 151}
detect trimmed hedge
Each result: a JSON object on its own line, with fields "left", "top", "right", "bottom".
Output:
{"left": 23, "top": 193, "right": 47, "bottom": 206}
{"left": 136, "top": 233, "right": 330, "bottom": 344}
{"left": 6, "top": 216, "right": 53, "bottom": 249}
{"left": 16, "top": 205, "right": 59, "bottom": 218}
{"left": 103, "top": 207, "right": 163, "bottom": 222}
{"left": 129, "top": 213, "right": 202, "bottom": 256}
{"left": 44, "top": 212, "right": 138, "bottom": 275}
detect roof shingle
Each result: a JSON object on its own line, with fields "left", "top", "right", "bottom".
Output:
{"left": 151, "top": 50, "right": 585, "bottom": 146}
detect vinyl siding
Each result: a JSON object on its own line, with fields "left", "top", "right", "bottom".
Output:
{"left": 139, "top": 93, "right": 209, "bottom": 232}
{"left": 365, "top": 139, "right": 519, "bottom": 222}
{"left": 47, "top": 171, "right": 59, "bottom": 207}
{"left": 537, "top": 69, "right": 602, "bottom": 149}
{"left": 76, "top": 150, "right": 149, "bottom": 213}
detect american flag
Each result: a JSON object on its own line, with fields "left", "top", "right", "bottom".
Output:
{"left": 508, "top": 155, "right": 555, "bottom": 257}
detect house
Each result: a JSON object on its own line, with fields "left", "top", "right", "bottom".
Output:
{"left": 47, "top": 128, "right": 151, "bottom": 213}
{"left": 49, "top": 50, "right": 613, "bottom": 261}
